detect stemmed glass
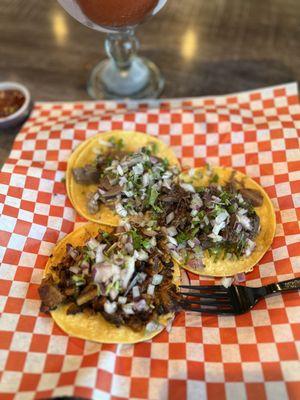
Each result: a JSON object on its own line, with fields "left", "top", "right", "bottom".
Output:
{"left": 57, "top": 0, "right": 167, "bottom": 99}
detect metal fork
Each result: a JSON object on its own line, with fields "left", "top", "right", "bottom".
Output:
{"left": 180, "top": 278, "right": 300, "bottom": 315}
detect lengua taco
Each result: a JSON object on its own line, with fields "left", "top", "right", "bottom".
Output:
{"left": 66, "top": 131, "right": 180, "bottom": 226}
{"left": 38, "top": 222, "right": 181, "bottom": 344}
{"left": 152, "top": 165, "right": 276, "bottom": 277}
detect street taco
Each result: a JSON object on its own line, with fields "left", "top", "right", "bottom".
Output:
{"left": 38, "top": 222, "right": 181, "bottom": 343}
{"left": 151, "top": 166, "right": 276, "bottom": 277}
{"left": 66, "top": 131, "right": 180, "bottom": 226}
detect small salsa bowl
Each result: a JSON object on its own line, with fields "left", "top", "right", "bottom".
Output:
{"left": 0, "top": 81, "right": 31, "bottom": 129}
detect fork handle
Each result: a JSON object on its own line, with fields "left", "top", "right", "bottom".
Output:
{"left": 264, "top": 278, "right": 300, "bottom": 296}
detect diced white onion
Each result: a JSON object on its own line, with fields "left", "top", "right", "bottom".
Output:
{"left": 146, "top": 320, "right": 162, "bottom": 332}
{"left": 115, "top": 203, "right": 128, "bottom": 217}
{"left": 204, "top": 215, "right": 209, "bottom": 225}
{"left": 167, "top": 226, "right": 177, "bottom": 237}
{"left": 237, "top": 214, "right": 252, "bottom": 231}
{"left": 69, "top": 266, "right": 80, "bottom": 274}
{"left": 95, "top": 244, "right": 107, "bottom": 263}
{"left": 104, "top": 301, "right": 117, "bottom": 314}
{"left": 208, "top": 233, "right": 223, "bottom": 242}
{"left": 122, "top": 303, "right": 135, "bottom": 315}
{"left": 179, "top": 183, "right": 196, "bottom": 193}
{"left": 152, "top": 274, "right": 163, "bottom": 286}
{"left": 212, "top": 221, "right": 226, "bottom": 236}
{"left": 166, "top": 212, "right": 175, "bottom": 224}
{"left": 187, "top": 239, "right": 195, "bottom": 248}
{"left": 244, "top": 238, "right": 256, "bottom": 257}
{"left": 120, "top": 257, "right": 135, "bottom": 289}
{"left": 118, "top": 296, "right": 127, "bottom": 304}
{"left": 168, "top": 236, "right": 178, "bottom": 246}
{"left": 142, "top": 173, "right": 150, "bottom": 187}
{"left": 191, "top": 193, "right": 203, "bottom": 209}
{"left": 87, "top": 238, "right": 99, "bottom": 250}
{"left": 132, "top": 286, "right": 140, "bottom": 298}
{"left": 109, "top": 288, "right": 119, "bottom": 301}
{"left": 93, "top": 263, "right": 120, "bottom": 284}
{"left": 147, "top": 284, "right": 155, "bottom": 296}
{"left": 117, "top": 165, "right": 124, "bottom": 176}
{"left": 138, "top": 272, "right": 147, "bottom": 283}
{"left": 134, "top": 299, "right": 148, "bottom": 312}
{"left": 215, "top": 210, "right": 229, "bottom": 224}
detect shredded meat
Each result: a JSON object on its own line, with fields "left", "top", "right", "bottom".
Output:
{"left": 240, "top": 188, "right": 263, "bottom": 207}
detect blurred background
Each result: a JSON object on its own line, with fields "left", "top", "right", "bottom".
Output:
{"left": 0, "top": 0, "right": 299, "bottom": 101}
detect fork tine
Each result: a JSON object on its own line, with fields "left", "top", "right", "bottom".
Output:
{"left": 180, "top": 291, "right": 230, "bottom": 299}
{"left": 180, "top": 298, "right": 230, "bottom": 307}
{"left": 179, "top": 285, "right": 228, "bottom": 292}
{"left": 181, "top": 305, "right": 234, "bottom": 314}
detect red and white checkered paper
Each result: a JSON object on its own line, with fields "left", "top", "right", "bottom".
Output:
{"left": 0, "top": 83, "right": 299, "bottom": 400}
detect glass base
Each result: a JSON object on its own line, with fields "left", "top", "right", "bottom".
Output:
{"left": 87, "top": 57, "right": 164, "bottom": 100}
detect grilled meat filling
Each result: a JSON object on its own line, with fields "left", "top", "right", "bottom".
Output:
{"left": 39, "top": 228, "right": 181, "bottom": 332}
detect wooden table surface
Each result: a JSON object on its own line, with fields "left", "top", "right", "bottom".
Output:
{"left": 0, "top": 0, "right": 299, "bottom": 166}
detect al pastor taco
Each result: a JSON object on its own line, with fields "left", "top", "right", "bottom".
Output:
{"left": 66, "top": 131, "right": 180, "bottom": 226}
{"left": 38, "top": 222, "right": 181, "bottom": 343}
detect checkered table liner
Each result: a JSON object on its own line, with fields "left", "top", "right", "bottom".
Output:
{"left": 0, "top": 83, "right": 299, "bottom": 400}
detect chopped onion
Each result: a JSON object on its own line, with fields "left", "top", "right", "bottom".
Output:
{"left": 115, "top": 203, "right": 128, "bottom": 217}
{"left": 147, "top": 284, "right": 155, "bottom": 296}
{"left": 104, "top": 301, "right": 117, "bottom": 314}
{"left": 134, "top": 249, "right": 148, "bottom": 261}
{"left": 244, "top": 239, "right": 256, "bottom": 257}
{"left": 142, "top": 173, "right": 150, "bottom": 187}
{"left": 95, "top": 244, "right": 107, "bottom": 263}
{"left": 187, "top": 239, "right": 195, "bottom": 248}
{"left": 93, "top": 263, "right": 120, "bottom": 284}
{"left": 212, "top": 221, "right": 226, "bottom": 236}
{"left": 122, "top": 303, "right": 134, "bottom": 315}
{"left": 237, "top": 214, "right": 252, "bottom": 231}
{"left": 109, "top": 288, "right": 119, "bottom": 301}
{"left": 134, "top": 299, "right": 148, "bottom": 312}
{"left": 132, "top": 286, "right": 140, "bottom": 298}
{"left": 125, "top": 242, "right": 134, "bottom": 253}
{"left": 117, "top": 165, "right": 124, "bottom": 176}
{"left": 203, "top": 215, "right": 209, "bottom": 225}
{"left": 152, "top": 274, "right": 163, "bottom": 286}
{"left": 191, "top": 193, "right": 203, "bottom": 209}
{"left": 179, "top": 183, "right": 196, "bottom": 193}
{"left": 118, "top": 296, "right": 127, "bottom": 304}
{"left": 138, "top": 272, "right": 147, "bottom": 283}
{"left": 69, "top": 266, "right": 80, "bottom": 274}
{"left": 120, "top": 257, "right": 135, "bottom": 290}
{"left": 167, "top": 226, "right": 177, "bottom": 237}
{"left": 87, "top": 238, "right": 99, "bottom": 251}
{"left": 191, "top": 209, "right": 198, "bottom": 217}
{"left": 146, "top": 320, "right": 162, "bottom": 332}
{"left": 81, "top": 260, "right": 89, "bottom": 270}
{"left": 168, "top": 236, "right": 178, "bottom": 246}
{"left": 215, "top": 211, "right": 229, "bottom": 224}
{"left": 208, "top": 233, "right": 223, "bottom": 242}
{"left": 221, "top": 277, "right": 234, "bottom": 288}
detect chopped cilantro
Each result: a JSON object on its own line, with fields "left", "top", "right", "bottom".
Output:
{"left": 150, "top": 142, "right": 159, "bottom": 155}
{"left": 102, "top": 232, "right": 109, "bottom": 238}
{"left": 210, "top": 174, "right": 219, "bottom": 183}
{"left": 149, "top": 187, "right": 159, "bottom": 207}
{"left": 129, "top": 230, "right": 151, "bottom": 250}
{"left": 176, "top": 231, "right": 190, "bottom": 244}
{"left": 108, "top": 136, "right": 124, "bottom": 150}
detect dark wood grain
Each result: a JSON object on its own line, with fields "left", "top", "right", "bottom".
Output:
{"left": 0, "top": 0, "right": 299, "bottom": 165}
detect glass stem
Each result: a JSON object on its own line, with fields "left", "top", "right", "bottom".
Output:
{"left": 104, "top": 29, "right": 139, "bottom": 71}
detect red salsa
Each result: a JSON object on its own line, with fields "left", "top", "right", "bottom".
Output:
{"left": 0, "top": 90, "right": 25, "bottom": 118}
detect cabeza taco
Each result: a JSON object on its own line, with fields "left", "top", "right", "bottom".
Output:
{"left": 152, "top": 165, "right": 276, "bottom": 277}
{"left": 66, "top": 131, "right": 180, "bottom": 226}
{"left": 38, "top": 222, "right": 181, "bottom": 343}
